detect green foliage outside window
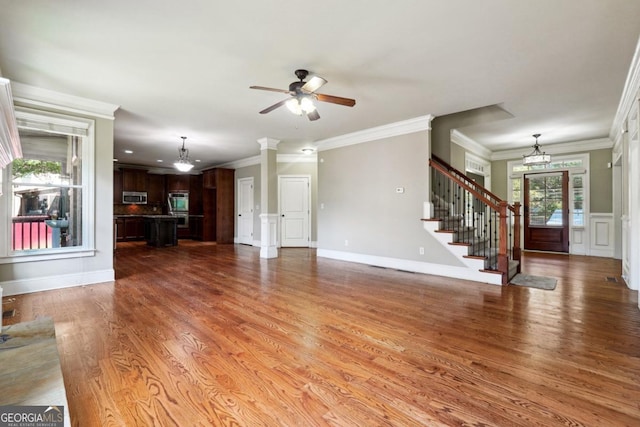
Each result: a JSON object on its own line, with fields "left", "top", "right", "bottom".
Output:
{"left": 12, "top": 159, "right": 61, "bottom": 179}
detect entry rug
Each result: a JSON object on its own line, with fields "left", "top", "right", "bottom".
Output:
{"left": 510, "top": 273, "right": 557, "bottom": 290}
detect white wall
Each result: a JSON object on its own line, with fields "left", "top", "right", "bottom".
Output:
{"left": 316, "top": 117, "right": 463, "bottom": 268}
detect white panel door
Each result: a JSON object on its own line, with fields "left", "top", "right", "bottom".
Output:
{"left": 279, "top": 176, "right": 310, "bottom": 247}
{"left": 237, "top": 177, "right": 254, "bottom": 245}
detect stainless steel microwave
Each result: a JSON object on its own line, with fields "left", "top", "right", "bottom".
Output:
{"left": 122, "top": 191, "right": 147, "bottom": 204}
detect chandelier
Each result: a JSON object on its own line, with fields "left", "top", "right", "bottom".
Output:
{"left": 522, "top": 133, "right": 551, "bottom": 166}
{"left": 173, "top": 136, "right": 194, "bottom": 172}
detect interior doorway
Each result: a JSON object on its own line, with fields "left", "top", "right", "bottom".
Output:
{"left": 279, "top": 175, "right": 310, "bottom": 247}
{"left": 523, "top": 171, "right": 569, "bottom": 252}
{"left": 237, "top": 177, "right": 254, "bottom": 245}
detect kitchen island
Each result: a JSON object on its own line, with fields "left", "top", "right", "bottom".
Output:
{"left": 144, "top": 215, "right": 178, "bottom": 247}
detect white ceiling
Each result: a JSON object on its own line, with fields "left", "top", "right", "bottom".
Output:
{"left": 1, "top": 0, "right": 639, "bottom": 171}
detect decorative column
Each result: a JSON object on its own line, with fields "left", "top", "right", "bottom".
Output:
{"left": 257, "top": 137, "right": 280, "bottom": 258}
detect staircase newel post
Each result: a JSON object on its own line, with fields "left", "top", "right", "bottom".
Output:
{"left": 498, "top": 201, "right": 509, "bottom": 285}
{"left": 513, "top": 202, "right": 521, "bottom": 272}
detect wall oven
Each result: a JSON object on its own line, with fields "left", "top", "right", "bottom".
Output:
{"left": 168, "top": 192, "right": 189, "bottom": 228}
{"left": 168, "top": 192, "right": 189, "bottom": 212}
{"left": 172, "top": 212, "right": 189, "bottom": 229}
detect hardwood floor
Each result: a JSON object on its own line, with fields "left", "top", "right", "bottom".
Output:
{"left": 3, "top": 242, "right": 640, "bottom": 426}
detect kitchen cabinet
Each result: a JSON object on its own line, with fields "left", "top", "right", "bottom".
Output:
{"left": 147, "top": 174, "right": 165, "bottom": 205}
{"left": 189, "top": 216, "right": 203, "bottom": 240}
{"left": 189, "top": 174, "right": 203, "bottom": 214}
{"left": 166, "top": 174, "right": 190, "bottom": 193}
{"left": 144, "top": 216, "right": 178, "bottom": 247}
{"left": 202, "top": 168, "right": 234, "bottom": 243}
{"left": 203, "top": 169, "right": 216, "bottom": 189}
{"left": 113, "top": 171, "right": 123, "bottom": 204}
{"left": 115, "top": 218, "right": 125, "bottom": 241}
{"left": 123, "top": 217, "right": 145, "bottom": 241}
{"left": 121, "top": 168, "right": 148, "bottom": 192}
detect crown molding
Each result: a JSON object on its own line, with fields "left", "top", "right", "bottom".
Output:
{"left": 450, "top": 129, "right": 492, "bottom": 160}
{"left": 491, "top": 137, "right": 613, "bottom": 161}
{"left": 217, "top": 155, "right": 261, "bottom": 169}
{"left": 610, "top": 35, "right": 640, "bottom": 140}
{"left": 10, "top": 81, "right": 119, "bottom": 120}
{"left": 316, "top": 114, "right": 434, "bottom": 152}
{"left": 277, "top": 153, "right": 317, "bottom": 163}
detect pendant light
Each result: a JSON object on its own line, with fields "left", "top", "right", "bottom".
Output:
{"left": 174, "top": 136, "right": 194, "bottom": 172}
{"left": 522, "top": 133, "right": 551, "bottom": 166}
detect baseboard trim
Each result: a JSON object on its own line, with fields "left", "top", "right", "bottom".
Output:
{"left": 0, "top": 269, "right": 115, "bottom": 296}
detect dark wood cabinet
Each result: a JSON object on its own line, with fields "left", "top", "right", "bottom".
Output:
{"left": 113, "top": 171, "right": 123, "bottom": 204}
{"left": 203, "top": 169, "right": 216, "bottom": 189}
{"left": 147, "top": 174, "right": 165, "bottom": 205}
{"left": 145, "top": 217, "right": 178, "bottom": 247}
{"left": 166, "top": 174, "right": 190, "bottom": 193}
{"left": 189, "top": 175, "right": 203, "bottom": 215}
{"left": 122, "top": 217, "right": 145, "bottom": 241}
{"left": 121, "top": 168, "right": 148, "bottom": 192}
{"left": 115, "top": 218, "right": 125, "bottom": 241}
{"left": 189, "top": 216, "right": 203, "bottom": 240}
{"left": 202, "top": 168, "right": 234, "bottom": 243}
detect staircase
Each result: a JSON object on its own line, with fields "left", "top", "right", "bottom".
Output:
{"left": 423, "top": 155, "right": 521, "bottom": 285}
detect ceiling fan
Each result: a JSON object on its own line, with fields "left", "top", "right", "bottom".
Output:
{"left": 250, "top": 69, "right": 356, "bottom": 121}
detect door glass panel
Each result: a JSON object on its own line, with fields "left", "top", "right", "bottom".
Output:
{"left": 572, "top": 175, "right": 584, "bottom": 226}
{"left": 511, "top": 177, "right": 521, "bottom": 204}
{"left": 527, "top": 175, "right": 563, "bottom": 226}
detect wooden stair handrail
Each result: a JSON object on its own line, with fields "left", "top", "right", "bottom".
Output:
{"left": 430, "top": 154, "right": 520, "bottom": 215}
{"left": 431, "top": 154, "right": 504, "bottom": 203}
{"left": 429, "top": 159, "right": 500, "bottom": 211}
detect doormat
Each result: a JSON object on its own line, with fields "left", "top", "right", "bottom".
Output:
{"left": 510, "top": 273, "right": 557, "bottom": 290}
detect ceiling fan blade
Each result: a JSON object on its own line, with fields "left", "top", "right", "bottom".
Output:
{"left": 301, "top": 76, "right": 327, "bottom": 93}
{"left": 307, "top": 110, "right": 320, "bottom": 121}
{"left": 259, "top": 98, "right": 289, "bottom": 114}
{"left": 315, "top": 93, "right": 356, "bottom": 107}
{"left": 250, "top": 85, "right": 293, "bottom": 95}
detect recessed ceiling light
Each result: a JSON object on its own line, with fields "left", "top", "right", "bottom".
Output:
{"left": 301, "top": 148, "right": 315, "bottom": 154}
{"left": 124, "top": 149, "right": 133, "bottom": 154}
{"left": 113, "top": 158, "right": 118, "bottom": 162}
{"left": 195, "top": 159, "right": 201, "bottom": 163}
{"left": 157, "top": 160, "right": 163, "bottom": 163}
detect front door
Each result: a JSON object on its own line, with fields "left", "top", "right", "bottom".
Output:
{"left": 524, "top": 171, "right": 569, "bottom": 252}
{"left": 279, "top": 175, "right": 310, "bottom": 247}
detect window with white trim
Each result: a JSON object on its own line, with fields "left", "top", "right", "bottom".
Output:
{"left": 1, "top": 108, "right": 95, "bottom": 260}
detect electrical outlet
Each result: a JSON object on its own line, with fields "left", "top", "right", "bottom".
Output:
{"left": 419, "top": 247, "right": 425, "bottom": 255}
{"left": 344, "top": 240, "right": 349, "bottom": 246}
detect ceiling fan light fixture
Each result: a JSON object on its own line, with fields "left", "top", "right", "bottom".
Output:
{"left": 300, "top": 96, "right": 316, "bottom": 113}
{"left": 286, "top": 98, "right": 303, "bottom": 115}
{"left": 174, "top": 136, "right": 194, "bottom": 172}
{"left": 522, "top": 133, "right": 551, "bottom": 166}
